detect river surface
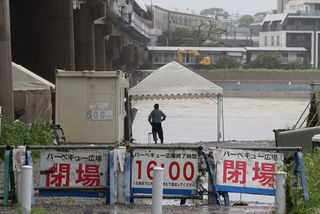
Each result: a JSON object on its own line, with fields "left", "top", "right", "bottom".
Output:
{"left": 132, "top": 97, "right": 309, "bottom": 143}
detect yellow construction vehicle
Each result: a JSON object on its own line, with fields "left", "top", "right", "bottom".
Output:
{"left": 176, "top": 49, "right": 212, "bottom": 65}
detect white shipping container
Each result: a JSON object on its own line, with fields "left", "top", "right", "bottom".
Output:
{"left": 55, "top": 70, "right": 129, "bottom": 144}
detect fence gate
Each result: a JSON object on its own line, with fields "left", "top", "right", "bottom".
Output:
{"left": 27, "top": 145, "right": 115, "bottom": 203}
{"left": 128, "top": 145, "right": 203, "bottom": 202}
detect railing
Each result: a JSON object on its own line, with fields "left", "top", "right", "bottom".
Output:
{"left": 285, "top": 25, "right": 318, "bottom": 31}
{"left": 294, "top": 10, "right": 320, "bottom": 16}
{"left": 129, "top": 12, "right": 151, "bottom": 39}
{"left": 107, "top": 1, "right": 151, "bottom": 40}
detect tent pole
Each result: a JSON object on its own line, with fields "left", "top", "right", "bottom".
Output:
{"left": 217, "top": 95, "right": 224, "bottom": 142}
{"left": 217, "top": 95, "right": 221, "bottom": 142}
{"left": 221, "top": 96, "right": 225, "bottom": 142}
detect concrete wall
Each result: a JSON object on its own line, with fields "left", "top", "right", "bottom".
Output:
{"left": 196, "top": 69, "right": 317, "bottom": 98}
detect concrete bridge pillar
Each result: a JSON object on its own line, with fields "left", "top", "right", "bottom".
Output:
{"left": 10, "top": 0, "right": 75, "bottom": 83}
{"left": 0, "top": 0, "right": 14, "bottom": 119}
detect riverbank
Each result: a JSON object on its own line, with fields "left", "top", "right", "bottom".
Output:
{"left": 130, "top": 69, "right": 319, "bottom": 98}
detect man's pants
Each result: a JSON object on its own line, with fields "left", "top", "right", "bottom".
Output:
{"left": 152, "top": 123, "right": 163, "bottom": 143}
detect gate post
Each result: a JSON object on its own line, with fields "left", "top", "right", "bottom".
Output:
{"left": 116, "top": 146, "right": 127, "bottom": 204}
{"left": 14, "top": 146, "right": 26, "bottom": 203}
{"left": 107, "top": 150, "right": 116, "bottom": 204}
{"left": 125, "top": 152, "right": 132, "bottom": 204}
{"left": 3, "top": 149, "right": 11, "bottom": 206}
{"left": 21, "top": 165, "right": 33, "bottom": 213}
{"left": 275, "top": 172, "right": 286, "bottom": 214}
{"left": 152, "top": 167, "right": 164, "bottom": 214}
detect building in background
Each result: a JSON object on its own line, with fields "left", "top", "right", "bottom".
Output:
{"left": 260, "top": 0, "right": 320, "bottom": 67}
{"left": 285, "top": 0, "right": 320, "bottom": 13}
{"left": 146, "top": 46, "right": 306, "bottom": 67}
{"left": 151, "top": 5, "right": 255, "bottom": 47}
{"left": 151, "top": 5, "right": 212, "bottom": 32}
{"left": 278, "top": 0, "right": 290, "bottom": 13}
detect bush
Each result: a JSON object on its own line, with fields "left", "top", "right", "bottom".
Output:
{"left": 215, "top": 56, "right": 240, "bottom": 69}
{"left": 0, "top": 121, "right": 53, "bottom": 146}
{"left": 280, "top": 62, "right": 311, "bottom": 70}
{"left": 250, "top": 52, "right": 281, "bottom": 69}
{"left": 0, "top": 121, "right": 54, "bottom": 159}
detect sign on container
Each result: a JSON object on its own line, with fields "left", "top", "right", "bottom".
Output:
{"left": 87, "top": 102, "right": 113, "bottom": 121}
{"left": 40, "top": 150, "right": 108, "bottom": 188}
{"left": 131, "top": 148, "right": 199, "bottom": 195}
{"left": 210, "top": 148, "right": 284, "bottom": 195}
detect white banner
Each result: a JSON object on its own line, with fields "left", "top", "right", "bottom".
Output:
{"left": 40, "top": 150, "right": 108, "bottom": 188}
{"left": 131, "top": 148, "right": 199, "bottom": 194}
{"left": 210, "top": 148, "right": 284, "bottom": 195}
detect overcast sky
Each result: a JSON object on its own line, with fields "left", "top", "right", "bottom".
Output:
{"left": 140, "top": 0, "right": 277, "bottom": 15}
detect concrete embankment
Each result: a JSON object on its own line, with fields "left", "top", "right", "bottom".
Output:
{"left": 130, "top": 69, "right": 320, "bottom": 98}
{"left": 196, "top": 69, "right": 320, "bottom": 98}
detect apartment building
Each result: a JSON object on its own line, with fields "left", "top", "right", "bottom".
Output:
{"left": 152, "top": 5, "right": 212, "bottom": 32}
{"left": 260, "top": 0, "right": 320, "bottom": 67}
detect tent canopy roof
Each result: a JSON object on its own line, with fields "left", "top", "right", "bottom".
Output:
{"left": 12, "top": 62, "right": 55, "bottom": 91}
{"left": 129, "top": 62, "right": 223, "bottom": 100}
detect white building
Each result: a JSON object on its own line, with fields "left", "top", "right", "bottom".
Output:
{"left": 260, "top": 0, "right": 320, "bottom": 67}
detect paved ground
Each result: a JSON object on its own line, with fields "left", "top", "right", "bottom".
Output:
{"left": 0, "top": 196, "right": 274, "bottom": 214}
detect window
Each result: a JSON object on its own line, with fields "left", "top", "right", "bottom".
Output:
{"left": 297, "top": 53, "right": 304, "bottom": 64}
{"left": 297, "top": 35, "right": 305, "bottom": 40}
{"left": 172, "top": 15, "right": 177, "bottom": 23}
{"left": 183, "top": 17, "right": 187, "bottom": 26}
{"left": 276, "top": 35, "right": 280, "bottom": 46}
{"left": 264, "top": 36, "right": 268, "bottom": 46}
{"left": 271, "top": 36, "right": 274, "bottom": 46}
{"left": 188, "top": 18, "right": 193, "bottom": 26}
{"left": 169, "top": 53, "right": 175, "bottom": 62}
{"left": 154, "top": 53, "right": 163, "bottom": 63}
{"left": 281, "top": 53, "right": 289, "bottom": 64}
{"left": 163, "top": 53, "right": 169, "bottom": 63}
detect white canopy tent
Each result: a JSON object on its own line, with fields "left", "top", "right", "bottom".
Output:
{"left": 129, "top": 61, "right": 224, "bottom": 141}
{"left": 12, "top": 62, "right": 55, "bottom": 122}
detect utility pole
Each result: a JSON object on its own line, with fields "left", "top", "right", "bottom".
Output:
{"left": 0, "top": 0, "right": 14, "bottom": 120}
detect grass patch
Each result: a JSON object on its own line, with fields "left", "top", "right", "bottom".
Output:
{"left": 286, "top": 149, "right": 320, "bottom": 213}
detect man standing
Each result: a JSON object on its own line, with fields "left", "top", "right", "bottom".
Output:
{"left": 148, "top": 103, "right": 166, "bottom": 144}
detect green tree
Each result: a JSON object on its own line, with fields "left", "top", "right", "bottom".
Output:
{"left": 200, "top": 8, "right": 229, "bottom": 19}
{"left": 238, "top": 15, "right": 254, "bottom": 27}
{"left": 157, "top": 22, "right": 226, "bottom": 47}
{"left": 157, "top": 28, "right": 198, "bottom": 46}
{"left": 253, "top": 12, "right": 268, "bottom": 23}
{"left": 249, "top": 52, "right": 281, "bottom": 69}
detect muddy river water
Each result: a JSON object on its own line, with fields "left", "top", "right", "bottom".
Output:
{"left": 132, "top": 97, "right": 308, "bottom": 143}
